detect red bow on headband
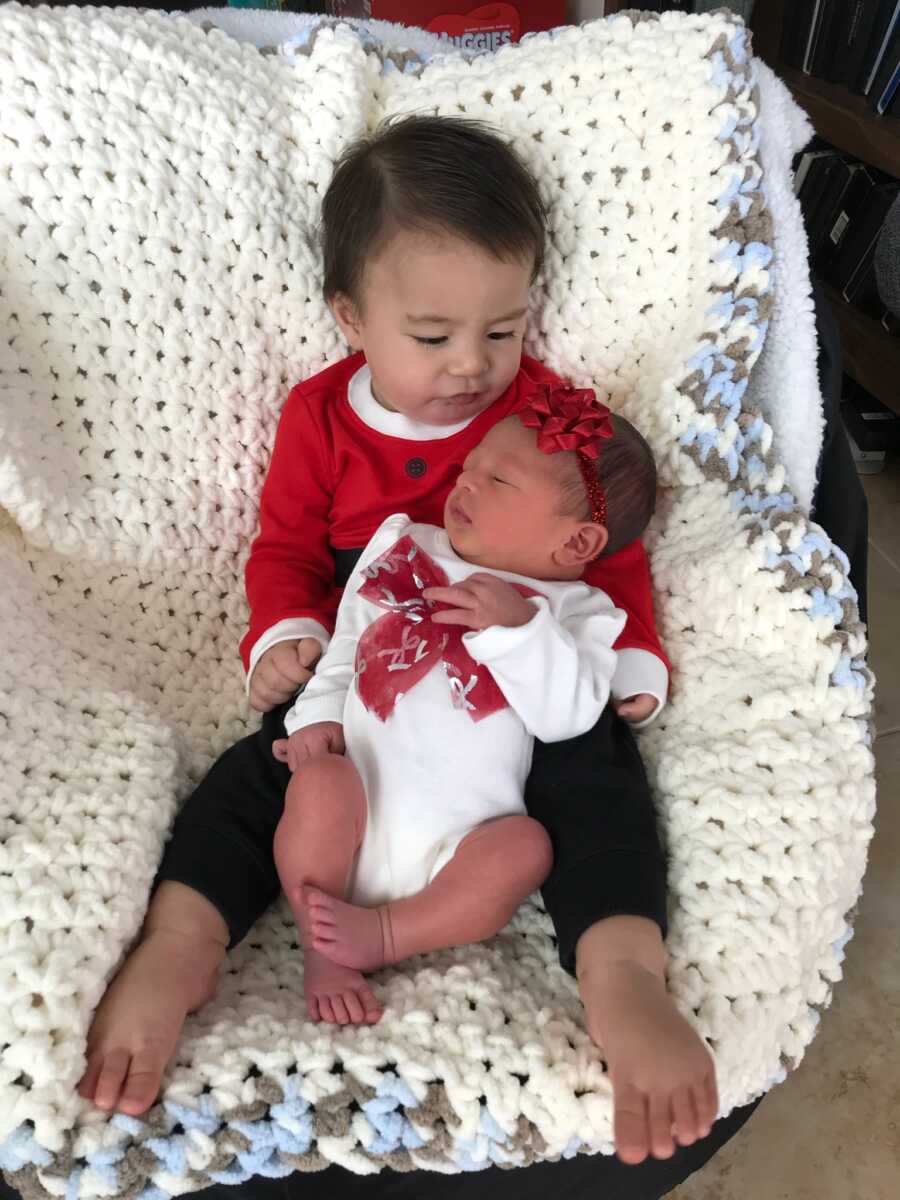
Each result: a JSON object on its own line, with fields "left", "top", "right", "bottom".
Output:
{"left": 517, "top": 383, "right": 614, "bottom": 460}
{"left": 355, "top": 535, "right": 509, "bottom": 722}
{"left": 516, "top": 382, "right": 613, "bottom": 528}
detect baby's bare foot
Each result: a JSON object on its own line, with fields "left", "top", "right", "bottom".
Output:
{"left": 78, "top": 928, "right": 223, "bottom": 1116}
{"left": 303, "top": 948, "right": 383, "bottom": 1024}
{"left": 300, "top": 886, "right": 392, "bottom": 972}
{"left": 580, "top": 960, "right": 718, "bottom": 1165}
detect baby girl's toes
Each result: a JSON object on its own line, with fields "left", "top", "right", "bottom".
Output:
{"left": 360, "top": 984, "right": 382, "bottom": 1024}
{"left": 318, "top": 995, "right": 337, "bottom": 1023}
{"left": 330, "top": 995, "right": 351, "bottom": 1025}
{"left": 338, "top": 989, "right": 363, "bottom": 1024}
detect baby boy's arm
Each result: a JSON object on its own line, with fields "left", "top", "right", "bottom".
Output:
{"left": 584, "top": 538, "right": 668, "bottom": 727}
{"left": 241, "top": 385, "right": 340, "bottom": 688}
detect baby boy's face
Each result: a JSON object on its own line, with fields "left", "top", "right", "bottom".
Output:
{"left": 444, "top": 418, "right": 585, "bottom": 579}
{"left": 332, "top": 230, "right": 532, "bottom": 426}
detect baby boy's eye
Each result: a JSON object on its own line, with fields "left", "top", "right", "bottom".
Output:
{"left": 414, "top": 336, "right": 448, "bottom": 347}
{"left": 492, "top": 475, "right": 511, "bottom": 485}
{"left": 487, "top": 331, "right": 516, "bottom": 341}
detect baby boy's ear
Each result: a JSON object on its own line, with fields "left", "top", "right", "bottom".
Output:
{"left": 330, "top": 292, "right": 363, "bottom": 349}
{"left": 558, "top": 522, "right": 608, "bottom": 566}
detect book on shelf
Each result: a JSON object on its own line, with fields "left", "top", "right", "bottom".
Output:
{"left": 810, "top": 161, "right": 868, "bottom": 273}
{"left": 809, "top": 0, "right": 844, "bottom": 77}
{"left": 853, "top": 0, "right": 900, "bottom": 94}
{"left": 869, "top": 23, "right": 900, "bottom": 111}
{"left": 792, "top": 141, "right": 829, "bottom": 194}
{"left": 803, "top": 0, "right": 826, "bottom": 72}
{"left": 817, "top": 163, "right": 877, "bottom": 279}
{"left": 693, "top": 0, "right": 755, "bottom": 12}
{"left": 796, "top": 147, "right": 841, "bottom": 225}
{"left": 842, "top": 383, "right": 900, "bottom": 453}
{"left": 798, "top": 151, "right": 852, "bottom": 263}
{"left": 780, "top": 0, "right": 818, "bottom": 69}
{"left": 843, "top": 251, "right": 888, "bottom": 320}
{"left": 828, "top": 179, "right": 900, "bottom": 293}
{"left": 826, "top": 1, "right": 885, "bottom": 85}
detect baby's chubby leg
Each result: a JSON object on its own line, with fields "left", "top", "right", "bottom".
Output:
{"left": 304, "top": 814, "right": 553, "bottom": 971}
{"left": 273, "top": 754, "right": 381, "bottom": 1026}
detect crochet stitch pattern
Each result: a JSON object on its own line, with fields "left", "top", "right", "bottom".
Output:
{"left": 0, "top": 6, "right": 875, "bottom": 1196}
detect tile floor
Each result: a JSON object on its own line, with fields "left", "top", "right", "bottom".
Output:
{"left": 672, "top": 457, "right": 900, "bottom": 1199}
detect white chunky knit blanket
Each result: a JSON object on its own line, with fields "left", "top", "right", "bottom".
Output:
{"left": 0, "top": 5, "right": 876, "bottom": 1196}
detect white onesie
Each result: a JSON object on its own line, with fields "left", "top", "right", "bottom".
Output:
{"left": 284, "top": 514, "right": 625, "bottom": 907}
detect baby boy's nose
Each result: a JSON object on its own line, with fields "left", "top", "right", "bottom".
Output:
{"left": 451, "top": 346, "right": 489, "bottom": 379}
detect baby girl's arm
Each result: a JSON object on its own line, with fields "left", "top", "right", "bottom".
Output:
{"left": 273, "top": 720, "right": 345, "bottom": 772}
{"left": 460, "top": 585, "right": 626, "bottom": 743}
{"left": 283, "top": 514, "right": 411, "bottom": 738}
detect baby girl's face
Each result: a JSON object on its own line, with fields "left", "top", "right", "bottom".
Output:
{"left": 331, "top": 230, "right": 531, "bottom": 426}
{"left": 444, "top": 418, "right": 594, "bottom": 579}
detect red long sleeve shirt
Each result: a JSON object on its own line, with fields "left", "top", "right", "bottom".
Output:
{"left": 242, "top": 352, "right": 668, "bottom": 696}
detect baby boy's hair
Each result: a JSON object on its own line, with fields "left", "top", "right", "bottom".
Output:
{"left": 558, "top": 415, "right": 657, "bottom": 556}
{"left": 321, "top": 114, "right": 547, "bottom": 304}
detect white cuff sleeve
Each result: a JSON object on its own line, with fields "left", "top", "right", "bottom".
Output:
{"left": 283, "top": 685, "right": 345, "bottom": 736}
{"left": 610, "top": 647, "right": 669, "bottom": 728}
{"left": 465, "top": 596, "right": 621, "bottom": 743}
{"left": 245, "top": 618, "right": 331, "bottom": 694}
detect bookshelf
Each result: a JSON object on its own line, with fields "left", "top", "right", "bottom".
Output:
{"left": 777, "top": 66, "right": 900, "bottom": 181}
{"left": 823, "top": 285, "right": 900, "bottom": 415}
{"left": 751, "top": 1, "right": 900, "bottom": 416}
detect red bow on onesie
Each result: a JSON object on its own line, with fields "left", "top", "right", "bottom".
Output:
{"left": 355, "top": 535, "right": 509, "bottom": 723}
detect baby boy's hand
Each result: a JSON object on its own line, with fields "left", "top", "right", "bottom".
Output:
{"left": 614, "top": 693, "right": 658, "bottom": 724}
{"left": 272, "top": 722, "right": 345, "bottom": 772}
{"left": 424, "top": 574, "right": 535, "bottom": 631}
{"left": 249, "top": 638, "right": 322, "bottom": 713}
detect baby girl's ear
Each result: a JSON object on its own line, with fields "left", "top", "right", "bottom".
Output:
{"left": 557, "top": 522, "right": 608, "bottom": 567}
{"left": 330, "top": 292, "right": 363, "bottom": 349}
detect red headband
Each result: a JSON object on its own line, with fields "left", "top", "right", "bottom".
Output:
{"left": 516, "top": 382, "right": 613, "bottom": 528}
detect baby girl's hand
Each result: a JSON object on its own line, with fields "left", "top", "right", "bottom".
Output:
{"left": 249, "top": 638, "right": 322, "bottom": 713}
{"left": 272, "top": 722, "right": 345, "bottom": 772}
{"left": 424, "top": 574, "right": 535, "bottom": 631}
{"left": 614, "top": 693, "right": 658, "bottom": 724}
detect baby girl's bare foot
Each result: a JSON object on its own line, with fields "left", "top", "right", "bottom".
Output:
{"left": 580, "top": 959, "right": 718, "bottom": 1165}
{"left": 303, "top": 947, "right": 383, "bottom": 1025}
{"left": 78, "top": 928, "right": 223, "bottom": 1116}
{"left": 300, "top": 886, "right": 392, "bottom": 972}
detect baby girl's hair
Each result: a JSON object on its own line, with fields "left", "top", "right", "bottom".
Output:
{"left": 321, "top": 114, "right": 547, "bottom": 303}
{"left": 557, "top": 416, "right": 657, "bottom": 556}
